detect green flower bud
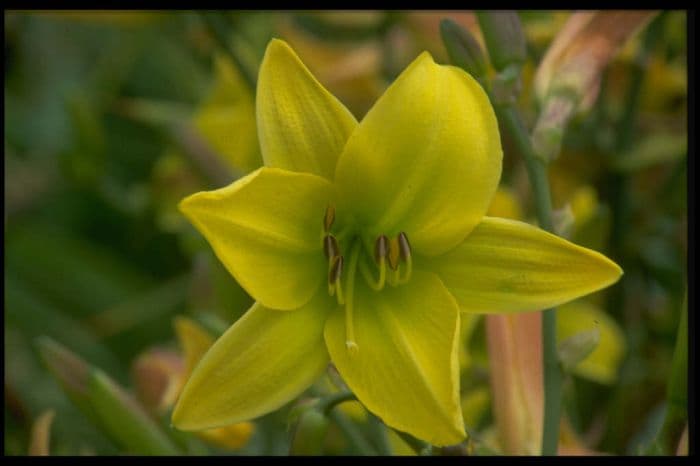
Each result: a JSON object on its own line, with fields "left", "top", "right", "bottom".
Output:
{"left": 440, "top": 19, "right": 487, "bottom": 81}
{"left": 289, "top": 408, "right": 330, "bottom": 456}
{"left": 476, "top": 11, "right": 526, "bottom": 72}
{"left": 558, "top": 328, "right": 600, "bottom": 372}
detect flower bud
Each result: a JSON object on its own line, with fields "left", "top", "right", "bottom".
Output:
{"left": 440, "top": 19, "right": 487, "bottom": 81}
{"left": 28, "top": 410, "right": 55, "bottom": 456}
{"left": 131, "top": 348, "right": 185, "bottom": 413}
{"left": 289, "top": 408, "right": 330, "bottom": 455}
{"left": 557, "top": 328, "right": 601, "bottom": 372}
{"left": 36, "top": 336, "right": 90, "bottom": 401}
{"left": 475, "top": 11, "right": 526, "bottom": 72}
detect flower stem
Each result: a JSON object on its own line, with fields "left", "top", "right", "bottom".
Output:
{"left": 319, "top": 390, "right": 357, "bottom": 416}
{"left": 392, "top": 429, "right": 430, "bottom": 455}
{"left": 328, "top": 410, "right": 377, "bottom": 455}
{"left": 494, "top": 104, "right": 560, "bottom": 456}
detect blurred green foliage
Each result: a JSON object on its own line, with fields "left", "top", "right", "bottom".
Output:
{"left": 4, "top": 10, "right": 686, "bottom": 456}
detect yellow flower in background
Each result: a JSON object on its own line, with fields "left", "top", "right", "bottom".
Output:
{"left": 557, "top": 301, "right": 625, "bottom": 385}
{"left": 277, "top": 14, "right": 385, "bottom": 117}
{"left": 193, "top": 55, "right": 262, "bottom": 175}
{"left": 172, "top": 38, "right": 621, "bottom": 446}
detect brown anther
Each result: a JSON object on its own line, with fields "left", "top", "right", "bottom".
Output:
{"left": 398, "top": 232, "right": 411, "bottom": 261}
{"left": 374, "top": 235, "right": 388, "bottom": 264}
{"left": 329, "top": 255, "right": 344, "bottom": 284}
{"left": 387, "top": 236, "right": 400, "bottom": 270}
{"left": 323, "top": 234, "right": 339, "bottom": 260}
{"left": 323, "top": 205, "right": 336, "bottom": 232}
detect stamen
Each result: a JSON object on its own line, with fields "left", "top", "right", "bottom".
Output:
{"left": 329, "top": 255, "right": 343, "bottom": 284}
{"left": 323, "top": 205, "right": 335, "bottom": 232}
{"left": 374, "top": 235, "right": 388, "bottom": 264}
{"left": 398, "top": 232, "right": 410, "bottom": 260}
{"left": 329, "top": 255, "right": 344, "bottom": 304}
{"left": 360, "top": 235, "right": 387, "bottom": 291}
{"left": 360, "top": 257, "right": 385, "bottom": 291}
{"left": 397, "top": 232, "right": 413, "bottom": 284}
{"left": 323, "top": 234, "right": 339, "bottom": 259}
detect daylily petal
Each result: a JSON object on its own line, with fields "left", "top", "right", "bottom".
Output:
{"left": 324, "top": 271, "right": 464, "bottom": 446}
{"left": 426, "top": 217, "right": 622, "bottom": 313}
{"left": 172, "top": 296, "right": 330, "bottom": 430}
{"left": 179, "top": 167, "right": 331, "bottom": 310}
{"left": 335, "top": 52, "right": 502, "bottom": 256}
{"left": 257, "top": 38, "right": 358, "bottom": 180}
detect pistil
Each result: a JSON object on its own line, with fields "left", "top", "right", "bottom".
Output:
{"left": 343, "top": 241, "right": 362, "bottom": 355}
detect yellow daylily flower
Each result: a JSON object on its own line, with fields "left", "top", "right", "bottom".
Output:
{"left": 172, "top": 38, "right": 622, "bottom": 446}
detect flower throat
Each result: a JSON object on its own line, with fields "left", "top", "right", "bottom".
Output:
{"left": 322, "top": 205, "right": 413, "bottom": 354}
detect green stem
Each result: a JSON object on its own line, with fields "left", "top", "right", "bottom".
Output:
{"left": 368, "top": 414, "right": 392, "bottom": 455}
{"left": 328, "top": 410, "right": 377, "bottom": 456}
{"left": 655, "top": 288, "right": 688, "bottom": 454}
{"left": 319, "top": 390, "right": 357, "bottom": 416}
{"left": 495, "top": 104, "right": 560, "bottom": 456}
{"left": 392, "top": 429, "right": 429, "bottom": 455}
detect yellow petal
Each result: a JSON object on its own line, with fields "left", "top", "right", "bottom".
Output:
{"left": 172, "top": 295, "right": 330, "bottom": 430}
{"left": 335, "top": 52, "right": 502, "bottom": 256}
{"left": 197, "top": 422, "right": 255, "bottom": 450}
{"left": 324, "top": 271, "right": 465, "bottom": 446}
{"left": 174, "top": 319, "right": 257, "bottom": 450}
{"left": 179, "top": 167, "right": 332, "bottom": 310}
{"left": 427, "top": 217, "right": 622, "bottom": 313}
{"left": 557, "top": 300, "right": 625, "bottom": 384}
{"left": 173, "top": 316, "right": 215, "bottom": 376}
{"left": 256, "top": 39, "right": 358, "bottom": 180}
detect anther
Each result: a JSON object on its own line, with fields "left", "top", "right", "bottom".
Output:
{"left": 387, "top": 236, "right": 400, "bottom": 271}
{"left": 329, "top": 255, "right": 343, "bottom": 285}
{"left": 323, "top": 234, "right": 339, "bottom": 260}
{"left": 329, "top": 255, "right": 344, "bottom": 304}
{"left": 323, "top": 205, "right": 335, "bottom": 232}
{"left": 397, "top": 232, "right": 411, "bottom": 261}
{"left": 397, "top": 232, "right": 413, "bottom": 284}
{"left": 361, "top": 235, "right": 387, "bottom": 291}
{"left": 374, "top": 235, "right": 388, "bottom": 264}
